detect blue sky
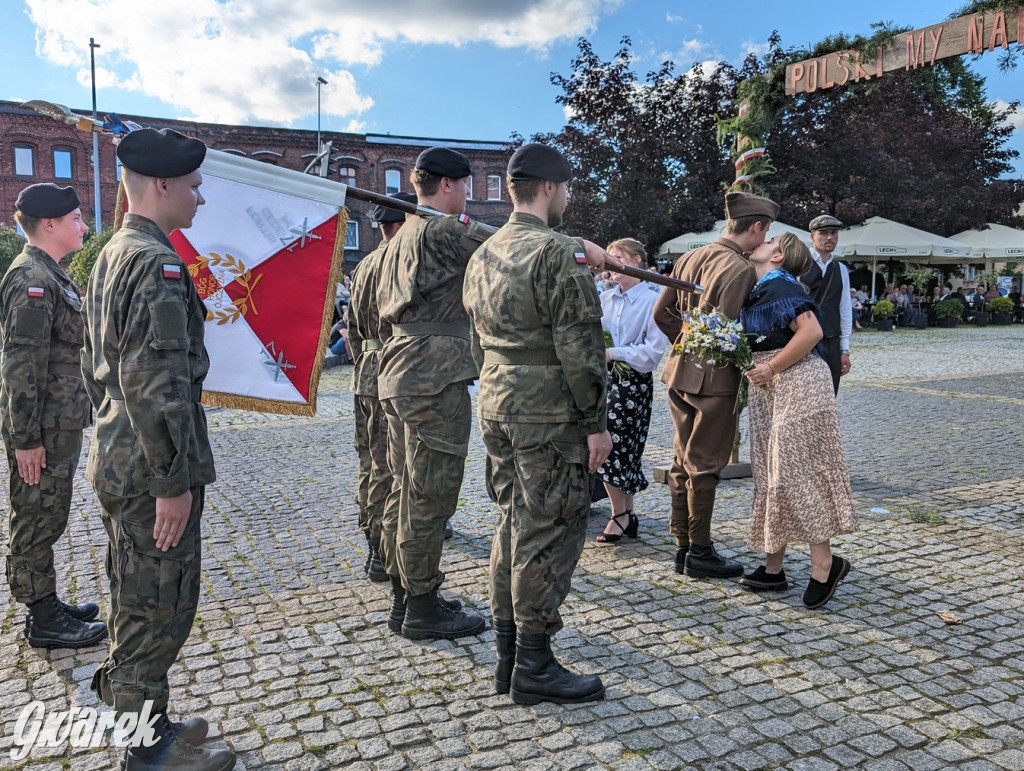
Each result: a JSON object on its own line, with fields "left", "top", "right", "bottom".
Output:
{"left": 3, "top": 1, "right": 1022, "bottom": 173}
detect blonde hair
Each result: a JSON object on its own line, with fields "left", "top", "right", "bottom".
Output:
{"left": 777, "top": 232, "right": 812, "bottom": 277}
{"left": 606, "top": 237, "right": 647, "bottom": 266}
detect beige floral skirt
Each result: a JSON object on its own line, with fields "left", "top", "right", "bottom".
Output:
{"left": 747, "top": 350, "right": 857, "bottom": 553}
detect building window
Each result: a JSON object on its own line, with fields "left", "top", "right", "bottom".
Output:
{"left": 338, "top": 166, "right": 357, "bottom": 187}
{"left": 466, "top": 176, "right": 473, "bottom": 200}
{"left": 53, "top": 148, "right": 73, "bottom": 179}
{"left": 487, "top": 174, "right": 501, "bottom": 201}
{"left": 385, "top": 169, "right": 401, "bottom": 195}
{"left": 345, "top": 220, "right": 359, "bottom": 250}
{"left": 14, "top": 145, "right": 34, "bottom": 177}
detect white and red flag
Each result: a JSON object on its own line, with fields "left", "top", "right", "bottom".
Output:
{"left": 166, "top": 150, "right": 347, "bottom": 415}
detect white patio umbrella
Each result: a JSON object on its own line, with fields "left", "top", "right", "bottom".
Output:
{"left": 837, "top": 216, "right": 973, "bottom": 299}
{"left": 658, "top": 219, "right": 814, "bottom": 256}
{"left": 949, "top": 223, "right": 1024, "bottom": 271}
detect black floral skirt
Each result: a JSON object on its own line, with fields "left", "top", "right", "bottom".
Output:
{"left": 597, "top": 367, "right": 654, "bottom": 495}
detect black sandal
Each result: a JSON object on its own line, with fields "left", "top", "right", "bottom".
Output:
{"left": 596, "top": 511, "right": 638, "bottom": 544}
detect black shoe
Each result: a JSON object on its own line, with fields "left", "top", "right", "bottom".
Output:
{"left": 596, "top": 511, "right": 638, "bottom": 544}
{"left": 739, "top": 565, "right": 788, "bottom": 591}
{"left": 387, "top": 578, "right": 462, "bottom": 634}
{"left": 510, "top": 633, "right": 605, "bottom": 705}
{"left": 25, "top": 594, "right": 108, "bottom": 649}
{"left": 171, "top": 716, "right": 210, "bottom": 747}
{"left": 493, "top": 619, "right": 516, "bottom": 695}
{"left": 57, "top": 598, "right": 100, "bottom": 622}
{"left": 683, "top": 544, "right": 743, "bottom": 579}
{"left": 673, "top": 546, "right": 689, "bottom": 574}
{"left": 444, "top": 521, "right": 454, "bottom": 540}
{"left": 366, "top": 544, "right": 388, "bottom": 583}
{"left": 123, "top": 734, "right": 236, "bottom": 770}
{"left": 401, "top": 590, "right": 486, "bottom": 641}
{"left": 803, "top": 556, "right": 851, "bottom": 609}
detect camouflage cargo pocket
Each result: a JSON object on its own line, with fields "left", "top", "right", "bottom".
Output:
{"left": 118, "top": 514, "right": 199, "bottom": 618}
{"left": 410, "top": 428, "right": 468, "bottom": 497}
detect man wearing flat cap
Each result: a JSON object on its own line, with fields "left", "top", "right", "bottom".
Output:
{"left": 654, "top": 191, "right": 779, "bottom": 580}
{"left": 348, "top": 191, "right": 414, "bottom": 585}
{"left": 374, "top": 146, "right": 494, "bottom": 641}
{"left": 464, "top": 143, "right": 613, "bottom": 705}
{"left": 82, "top": 128, "right": 235, "bottom": 771}
{"left": 1, "top": 184, "right": 109, "bottom": 651}
{"left": 804, "top": 214, "right": 852, "bottom": 394}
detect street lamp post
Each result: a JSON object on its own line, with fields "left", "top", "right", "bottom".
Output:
{"left": 316, "top": 76, "right": 328, "bottom": 155}
{"left": 89, "top": 37, "right": 101, "bottom": 232}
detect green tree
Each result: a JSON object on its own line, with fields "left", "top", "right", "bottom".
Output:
{"left": 68, "top": 225, "right": 115, "bottom": 287}
{"left": 0, "top": 223, "right": 26, "bottom": 278}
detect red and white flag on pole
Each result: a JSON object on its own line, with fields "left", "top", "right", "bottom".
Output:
{"left": 167, "top": 150, "right": 347, "bottom": 415}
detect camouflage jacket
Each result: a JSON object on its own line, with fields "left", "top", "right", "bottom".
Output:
{"left": 0, "top": 244, "right": 91, "bottom": 449}
{"left": 81, "top": 213, "right": 215, "bottom": 498}
{"left": 463, "top": 212, "right": 607, "bottom": 434}
{"left": 376, "top": 212, "right": 491, "bottom": 399}
{"left": 348, "top": 243, "right": 385, "bottom": 398}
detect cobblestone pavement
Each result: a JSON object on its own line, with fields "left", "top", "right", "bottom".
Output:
{"left": 1, "top": 324, "right": 1023, "bottom": 771}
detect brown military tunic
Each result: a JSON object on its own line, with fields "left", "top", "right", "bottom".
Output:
{"left": 464, "top": 212, "right": 606, "bottom": 635}
{"left": 652, "top": 237, "right": 756, "bottom": 542}
{"left": 82, "top": 212, "right": 214, "bottom": 715}
{"left": 0, "top": 244, "right": 91, "bottom": 603}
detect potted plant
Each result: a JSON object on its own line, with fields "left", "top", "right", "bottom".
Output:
{"left": 872, "top": 299, "right": 896, "bottom": 331}
{"left": 988, "top": 296, "right": 1014, "bottom": 324}
{"left": 934, "top": 298, "right": 963, "bottom": 327}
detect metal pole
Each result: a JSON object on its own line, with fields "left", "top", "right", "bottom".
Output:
{"left": 315, "top": 76, "right": 327, "bottom": 155}
{"left": 90, "top": 37, "right": 101, "bottom": 231}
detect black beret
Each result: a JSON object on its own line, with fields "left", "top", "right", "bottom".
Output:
{"left": 809, "top": 214, "right": 843, "bottom": 231}
{"left": 507, "top": 143, "right": 572, "bottom": 183}
{"left": 15, "top": 183, "right": 81, "bottom": 218}
{"left": 371, "top": 191, "right": 417, "bottom": 225}
{"left": 414, "top": 147, "right": 471, "bottom": 179}
{"left": 724, "top": 191, "right": 780, "bottom": 221}
{"left": 116, "top": 128, "right": 207, "bottom": 178}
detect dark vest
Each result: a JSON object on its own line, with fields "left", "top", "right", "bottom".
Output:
{"left": 802, "top": 259, "right": 842, "bottom": 338}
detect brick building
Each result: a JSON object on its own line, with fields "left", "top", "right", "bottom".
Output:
{"left": 0, "top": 99, "right": 513, "bottom": 267}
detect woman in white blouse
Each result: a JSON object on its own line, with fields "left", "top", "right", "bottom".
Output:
{"left": 596, "top": 239, "right": 669, "bottom": 543}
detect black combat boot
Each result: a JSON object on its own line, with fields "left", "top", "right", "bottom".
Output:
{"left": 673, "top": 543, "right": 689, "bottom": 574}
{"left": 365, "top": 541, "right": 388, "bottom": 583}
{"left": 25, "top": 594, "right": 108, "bottom": 649}
{"left": 122, "top": 713, "right": 235, "bottom": 770}
{"left": 388, "top": 576, "right": 408, "bottom": 634}
{"left": 171, "top": 715, "right": 210, "bottom": 747}
{"left": 493, "top": 619, "right": 517, "bottom": 695}
{"left": 510, "top": 633, "right": 605, "bottom": 705}
{"left": 57, "top": 597, "right": 100, "bottom": 621}
{"left": 683, "top": 543, "right": 744, "bottom": 579}
{"left": 401, "top": 590, "right": 486, "bottom": 641}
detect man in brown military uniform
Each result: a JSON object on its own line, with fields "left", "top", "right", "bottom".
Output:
{"left": 375, "top": 148, "right": 491, "bottom": 640}
{"left": 82, "top": 128, "right": 235, "bottom": 771}
{"left": 1, "top": 183, "right": 108, "bottom": 649}
{"left": 348, "top": 192, "right": 415, "bottom": 583}
{"left": 653, "top": 192, "right": 779, "bottom": 580}
{"left": 463, "top": 143, "right": 613, "bottom": 705}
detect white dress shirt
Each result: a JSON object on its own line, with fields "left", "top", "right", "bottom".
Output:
{"left": 810, "top": 250, "right": 852, "bottom": 353}
{"left": 600, "top": 281, "right": 669, "bottom": 374}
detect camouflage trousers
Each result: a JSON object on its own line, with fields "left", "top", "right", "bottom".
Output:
{"left": 91, "top": 486, "right": 203, "bottom": 716}
{"left": 380, "top": 383, "right": 470, "bottom": 596}
{"left": 3, "top": 427, "right": 82, "bottom": 604}
{"left": 481, "top": 419, "right": 591, "bottom": 636}
{"left": 353, "top": 393, "right": 391, "bottom": 544}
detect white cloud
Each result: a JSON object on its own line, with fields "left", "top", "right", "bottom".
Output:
{"left": 666, "top": 12, "right": 683, "bottom": 23}
{"left": 740, "top": 39, "right": 772, "bottom": 60}
{"left": 26, "top": 0, "right": 621, "bottom": 126}
{"left": 993, "top": 99, "right": 1024, "bottom": 132}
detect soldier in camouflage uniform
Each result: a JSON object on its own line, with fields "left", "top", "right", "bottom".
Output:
{"left": 348, "top": 192, "right": 415, "bottom": 583}
{"left": 82, "top": 129, "right": 235, "bottom": 771}
{"left": 1, "top": 183, "right": 108, "bottom": 649}
{"left": 463, "top": 144, "right": 613, "bottom": 705}
{"left": 375, "top": 147, "right": 491, "bottom": 641}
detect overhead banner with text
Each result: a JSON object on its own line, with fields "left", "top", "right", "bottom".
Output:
{"left": 169, "top": 150, "right": 348, "bottom": 415}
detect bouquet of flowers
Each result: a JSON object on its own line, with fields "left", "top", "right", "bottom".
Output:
{"left": 672, "top": 307, "right": 758, "bottom": 413}
{"left": 603, "top": 331, "right": 633, "bottom": 378}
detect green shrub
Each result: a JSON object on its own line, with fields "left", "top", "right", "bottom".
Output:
{"left": 872, "top": 299, "right": 895, "bottom": 317}
{"left": 67, "top": 225, "right": 115, "bottom": 288}
{"left": 0, "top": 223, "right": 26, "bottom": 278}
{"left": 934, "top": 298, "right": 964, "bottom": 320}
{"left": 987, "top": 296, "right": 1014, "bottom": 314}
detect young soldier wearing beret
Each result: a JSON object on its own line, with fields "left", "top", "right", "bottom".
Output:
{"left": 653, "top": 192, "right": 778, "bottom": 580}
{"left": 1, "top": 184, "right": 109, "bottom": 649}
{"left": 81, "top": 128, "right": 235, "bottom": 771}
{"left": 463, "top": 143, "right": 613, "bottom": 704}
{"left": 374, "top": 147, "right": 492, "bottom": 640}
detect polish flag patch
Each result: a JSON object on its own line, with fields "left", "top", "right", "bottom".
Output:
{"left": 162, "top": 263, "right": 182, "bottom": 279}
{"left": 458, "top": 214, "right": 471, "bottom": 225}
{"left": 27, "top": 286, "right": 45, "bottom": 298}
{"left": 574, "top": 252, "right": 587, "bottom": 264}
